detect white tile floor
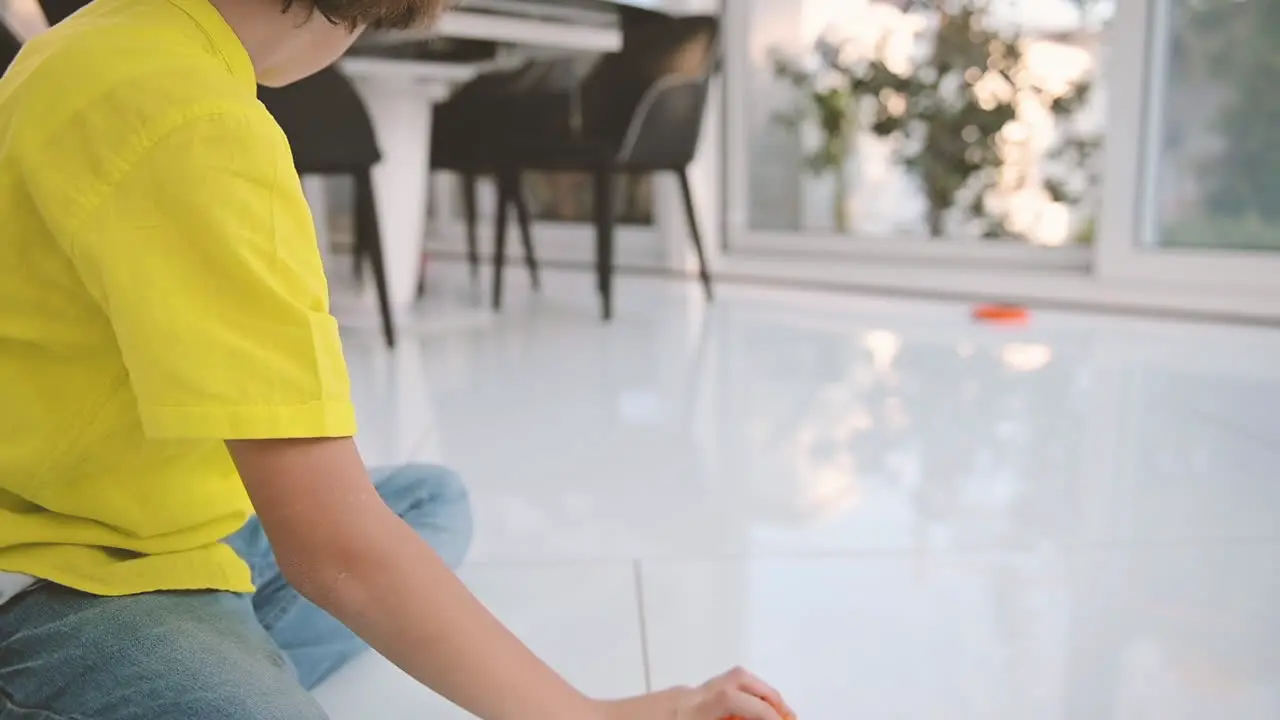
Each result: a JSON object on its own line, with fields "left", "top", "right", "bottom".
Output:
{"left": 318, "top": 266, "right": 1280, "bottom": 719}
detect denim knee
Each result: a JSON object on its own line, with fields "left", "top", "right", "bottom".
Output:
{"left": 0, "top": 588, "right": 330, "bottom": 720}
{"left": 373, "top": 463, "right": 473, "bottom": 569}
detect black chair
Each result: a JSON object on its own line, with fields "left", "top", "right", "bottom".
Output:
{"left": 33, "top": 0, "right": 78, "bottom": 24}
{"left": 422, "top": 54, "right": 608, "bottom": 305}
{"left": 259, "top": 72, "right": 395, "bottom": 349}
{"left": 492, "top": 9, "right": 719, "bottom": 320}
{"left": 1, "top": 22, "right": 20, "bottom": 73}
{"left": 423, "top": 63, "right": 542, "bottom": 300}
{"left": 36, "top": 0, "right": 397, "bottom": 348}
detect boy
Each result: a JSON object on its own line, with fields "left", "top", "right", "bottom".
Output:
{"left": 0, "top": 0, "right": 794, "bottom": 718}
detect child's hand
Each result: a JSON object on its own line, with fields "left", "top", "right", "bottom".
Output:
{"left": 602, "top": 667, "right": 794, "bottom": 720}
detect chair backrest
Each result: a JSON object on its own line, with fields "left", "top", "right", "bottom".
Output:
{"left": 432, "top": 57, "right": 596, "bottom": 170}
{"left": 1, "top": 22, "right": 21, "bottom": 74}
{"left": 38, "top": 0, "right": 85, "bottom": 25}
{"left": 257, "top": 66, "right": 381, "bottom": 173}
{"left": 585, "top": 9, "right": 719, "bottom": 169}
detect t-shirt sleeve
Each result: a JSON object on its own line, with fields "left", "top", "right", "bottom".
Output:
{"left": 69, "top": 109, "right": 357, "bottom": 440}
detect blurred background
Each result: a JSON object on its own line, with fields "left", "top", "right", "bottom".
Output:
{"left": 3, "top": 1, "right": 1278, "bottom": 718}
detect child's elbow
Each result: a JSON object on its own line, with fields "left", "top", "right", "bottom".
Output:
{"left": 276, "top": 543, "right": 374, "bottom": 613}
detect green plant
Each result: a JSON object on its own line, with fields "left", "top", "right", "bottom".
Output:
{"left": 772, "top": 37, "right": 869, "bottom": 233}
{"left": 1015, "top": 84, "right": 1102, "bottom": 245}
{"left": 847, "top": 1, "right": 1097, "bottom": 241}
{"left": 772, "top": 1, "right": 1100, "bottom": 242}
{"left": 851, "top": 3, "right": 1020, "bottom": 237}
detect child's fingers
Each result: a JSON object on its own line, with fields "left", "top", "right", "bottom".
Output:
{"left": 716, "top": 690, "right": 785, "bottom": 720}
{"left": 724, "top": 667, "right": 794, "bottom": 719}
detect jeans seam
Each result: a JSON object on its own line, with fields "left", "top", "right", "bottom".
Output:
{"left": 256, "top": 585, "right": 304, "bottom": 634}
{"left": 0, "top": 681, "right": 85, "bottom": 720}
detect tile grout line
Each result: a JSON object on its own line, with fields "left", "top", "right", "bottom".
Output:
{"left": 460, "top": 535, "right": 1280, "bottom": 570}
{"left": 1173, "top": 401, "right": 1280, "bottom": 458}
{"left": 632, "top": 559, "right": 654, "bottom": 694}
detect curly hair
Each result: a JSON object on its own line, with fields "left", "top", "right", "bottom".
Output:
{"left": 283, "top": 0, "right": 454, "bottom": 31}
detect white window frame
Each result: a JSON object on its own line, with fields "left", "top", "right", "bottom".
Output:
{"left": 1094, "top": 0, "right": 1280, "bottom": 291}
{"left": 719, "top": 0, "right": 1094, "bottom": 271}
{"left": 715, "top": 0, "right": 1280, "bottom": 316}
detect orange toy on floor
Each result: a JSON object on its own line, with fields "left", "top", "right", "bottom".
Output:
{"left": 972, "top": 303, "right": 1030, "bottom": 326}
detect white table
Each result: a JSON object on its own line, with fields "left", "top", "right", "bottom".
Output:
{"left": 369, "top": 7, "right": 625, "bottom": 54}
{"left": 335, "top": 12, "right": 624, "bottom": 316}
{"left": 338, "top": 57, "right": 476, "bottom": 314}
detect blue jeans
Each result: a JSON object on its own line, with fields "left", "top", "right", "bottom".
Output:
{"left": 0, "top": 464, "right": 472, "bottom": 720}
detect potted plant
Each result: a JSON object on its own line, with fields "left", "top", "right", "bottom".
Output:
{"left": 772, "top": 37, "right": 868, "bottom": 234}
{"left": 851, "top": 0, "right": 1097, "bottom": 241}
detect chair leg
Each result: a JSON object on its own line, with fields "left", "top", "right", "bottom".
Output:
{"left": 492, "top": 172, "right": 512, "bottom": 311}
{"left": 510, "top": 171, "right": 540, "bottom": 291}
{"left": 678, "top": 169, "right": 713, "bottom": 301}
{"left": 352, "top": 214, "right": 365, "bottom": 280}
{"left": 416, "top": 173, "right": 445, "bottom": 300}
{"left": 463, "top": 172, "right": 480, "bottom": 284}
{"left": 355, "top": 171, "right": 396, "bottom": 349}
{"left": 414, "top": 247, "right": 427, "bottom": 300}
{"left": 593, "top": 167, "right": 616, "bottom": 321}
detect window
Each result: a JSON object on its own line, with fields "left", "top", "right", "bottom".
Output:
{"left": 731, "top": 0, "right": 1112, "bottom": 248}
{"left": 1146, "top": 0, "right": 1280, "bottom": 253}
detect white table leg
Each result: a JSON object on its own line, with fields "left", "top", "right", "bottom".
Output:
{"left": 346, "top": 75, "right": 448, "bottom": 310}
{"left": 337, "top": 63, "right": 496, "bottom": 336}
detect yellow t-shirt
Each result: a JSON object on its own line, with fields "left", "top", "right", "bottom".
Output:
{"left": 0, "top": 0, "right": 357, "bottom": 596}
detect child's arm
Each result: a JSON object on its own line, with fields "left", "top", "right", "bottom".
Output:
{"left": 77, "top": 105, "right": 787, "bottom": 720}
{"left": 228, "top": 436, "right": 596, "bottom": 719}
{"left": 228, "top": 437, "right": 792, "bottom": 720}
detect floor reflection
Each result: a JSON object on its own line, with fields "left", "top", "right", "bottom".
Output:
{"left": 328, "top": 269, "right": 1280, "bottom": 719}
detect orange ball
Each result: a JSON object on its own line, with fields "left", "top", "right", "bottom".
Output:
{"left": 725, "top": 696, "right": 795, "bottom": 720}
{"left": 972, "top": 303, "right": 1030, "bottom": 325}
